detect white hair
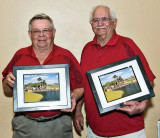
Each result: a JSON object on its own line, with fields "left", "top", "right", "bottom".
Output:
{"left": 89, "top": 5, "right": 116, "bottom": 23}
{"left": 29, "top": 13, "right": 55, "bottom": 31}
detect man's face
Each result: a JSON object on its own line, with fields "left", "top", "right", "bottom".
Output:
{"left": 91, "top": 7, "right": 117, "bottom": 38}
{"left": 28, "top": 19, "right": 55, "bottom": 50}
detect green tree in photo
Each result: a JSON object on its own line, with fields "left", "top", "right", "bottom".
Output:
{"left": 113, "top": 75, "right": 118, "bottom": 80}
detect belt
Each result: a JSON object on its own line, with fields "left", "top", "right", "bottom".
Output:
{"left": 23, "top": 113, "right": 63, "bottom": 122}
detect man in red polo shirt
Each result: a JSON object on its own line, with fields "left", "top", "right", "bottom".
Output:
{"left": 73, "top": 5, "right": 155, "bottom": 138}
{"left": 2, "top": 13, "right": 84, "bottom": 138}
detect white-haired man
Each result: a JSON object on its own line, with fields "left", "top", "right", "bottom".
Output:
{"left": 73, "top": 5, "right": 155, "bottom": 138}
{"left": 2, "top": 13, "right": 84, "bottom": 138}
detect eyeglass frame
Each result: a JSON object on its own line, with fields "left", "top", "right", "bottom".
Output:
{"left": 90, "top": 17, "right": 113, "bottom": 24}
{"left": 30, "top": 28, "right": 52, "bottom": 36}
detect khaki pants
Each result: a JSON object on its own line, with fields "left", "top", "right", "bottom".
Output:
{"left": 12, "top": 114, "right": 73, "bottom": 138}
{"left": 87, "top": 126, "right": 146, "bottom": 138}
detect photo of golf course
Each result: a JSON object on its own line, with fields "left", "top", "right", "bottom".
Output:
{"left": 99, "top": 66, "right": 141, "bottom": 102}
{"left": 24, "top": 73, "right": 60, "bottom": 103}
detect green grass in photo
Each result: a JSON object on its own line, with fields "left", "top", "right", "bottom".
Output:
{"left": 47, "top": 85, "right": 59, "bottom": 88}
{"left": 105, "top": 90, "right": 124, "bottom": 102}
{"left": 25, "top": 92, "right": 43, "bottom": 103}
{"left": 46, "top": 85, "right": 59, "bottom": 91}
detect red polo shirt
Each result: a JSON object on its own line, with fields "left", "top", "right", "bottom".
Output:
{"left": 2, "top": 44, "right": 83, "bottom": 117}
{"left": 81, "top": 32, "right": 155, "bottom": 136}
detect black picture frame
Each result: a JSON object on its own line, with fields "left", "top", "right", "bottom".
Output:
{"left": 13, "top": 64, "right": 71, "bottom": 112}
{"left": 86, "top": 55, "right": 155, "bottom": 115}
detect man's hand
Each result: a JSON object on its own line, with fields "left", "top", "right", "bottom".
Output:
{"left": 61, "top": 88, "right": 84, "bottom": 112}
{"left": 73, "top": 98, "right": 84, "bottom": 135}
{"left": 6, "top": 72, "right": 16, "bottom": 87}
{"left": 61, "top": 93, "right": 76, "bottom": 112}
{"left": 117, "top": 100, "right": 148, "bottom": 115}
{"left": 117, "top": 81, "right": 153, "bottom": 116}
{"left": 73, "top": 109, "right": 84, "bottom": 135}
{"left": 3, "top": 72, "right": 15, "bottom": 97}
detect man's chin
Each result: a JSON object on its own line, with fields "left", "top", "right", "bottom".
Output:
{"left": 96, "top": 33, "right": 107, "bottom": 37}
{"left": 37, "top": 45, "right": 48, "bottom": 49}
{"left": 95, "top": 30, "right": 107, "bottom": 35}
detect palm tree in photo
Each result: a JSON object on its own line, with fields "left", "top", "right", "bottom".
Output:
{"left": 37, "top": 77, "right": 42, "bottom": 89}
{"left": 113, "top": 75, "right": 118, "bottom": 82}
{"left": 117, "top": 76, "right": 124, "bottom": 82}
{"left": 113, "top": 75, "right": 118, "bottom": 87}
{"left": 37, "top": 77, "right": 42, "bottom": 82}
{"left": 42, "top": 80, "right": 47, "bottom": 89}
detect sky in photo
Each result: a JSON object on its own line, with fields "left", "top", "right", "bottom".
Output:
{"left": 99, "top": 66, "right": 135, "bottom": 85}
{"left": 24, "top": 73, "right": 59, "bottom": 85}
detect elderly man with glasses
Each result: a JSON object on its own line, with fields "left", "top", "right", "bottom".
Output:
{"left": 2, "top": 13, "right": 84, "bottom": 138}
{"left": 73, "top": 5, "right": 155, "bottom": 138}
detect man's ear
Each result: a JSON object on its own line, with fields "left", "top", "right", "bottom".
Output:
{"left": 113, "top": 19, "right": 118, "bottom": 30}
{"left": 28, "top": 30, "right": 32, "bottom": 39}
{"left": 53, "top": 29, "right": 56, "bottom": 37}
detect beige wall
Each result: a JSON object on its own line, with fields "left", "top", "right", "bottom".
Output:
{"left": 0, "top": 0, "right": 160, "bottom": 138}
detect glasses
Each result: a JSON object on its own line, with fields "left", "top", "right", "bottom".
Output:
{"left": 91, "top": 17, "right": 112, "bottom": 24}
{"left": 31, "top": 28, "right": 52, "bottom": 36}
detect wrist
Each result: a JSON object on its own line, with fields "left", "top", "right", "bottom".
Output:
{"left": 139, "top": 100, "right": 148, "bottom": 113}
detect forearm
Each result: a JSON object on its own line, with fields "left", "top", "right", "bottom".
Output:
{"left": 61, "top": 88, "right": 84, "bottom": 112}
{"left": 73, "top": 96, "right": 84, "bottom": 134}
{"left": 72, "top": 88, "right": 84, "bottom": 102}
{"left": 75, "top": 97, "right": 84, "bottom": 112}
{"left": 2, "top": 79, "right": 13, "bottom": 97}
{"left": 139, "top": 99, "right": 148, "bottom": 113}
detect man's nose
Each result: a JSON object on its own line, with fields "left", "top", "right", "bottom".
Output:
{"left": 98, "top": 19, "right": 103, "bottom": 26}
{"left": 39, "top": 31, "right": 45, "bottom": 36}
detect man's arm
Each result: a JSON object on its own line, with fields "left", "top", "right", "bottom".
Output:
{"left": 2, "top": 72, "right": 15, "bottom": 97}
{"left": 72, "top": 88, "right": 84, "bottom": 103}
{"left": 71, "top": 87, "right": 84, "bottom": 112}
{"left": 73, "top": 97, "right": 84, "bottom": 135}
{"left": 117, "top": 81, "right": 154, "bottom": 115}
{"left": 61, "top": 88, "right": 84, "bottom": 112}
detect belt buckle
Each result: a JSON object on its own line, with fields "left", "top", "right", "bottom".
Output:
{"left": 36, "top": 116, "right": 45, "bottom": 122}
{"left": 24, "top": 113, "right": 63, "bottom": 122}
{"left": 36, "top": 116, "right": 51, "bottom": 122}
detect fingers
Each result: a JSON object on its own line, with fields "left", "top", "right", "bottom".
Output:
{"left": 80, "top": 116, "right": 84, "bottom": 126}
{"left": 6, "top": 72, "right": 15, "bottom": 87}
{"left": 124, "top": 101, "right": 139, "bottom": 106}
{"left": 61, "top": 93, "right": 76, "bottom": 112}
{"left": 75, "top": 120, "right": 80, "bottom": 132}
{"left": 117, "top": 106, "right": 131, "bottom": 114}
{"left": 75, "top": 119, "right": 83, "bottom": 134}
{"left": 74, "top": 115, "right": 84, "bottom": 134}
{"left": 117, "top": 101, "right": 141, "bottom": 115}
{"left": 70, "top": 94, "right": 76, "bottom": 112}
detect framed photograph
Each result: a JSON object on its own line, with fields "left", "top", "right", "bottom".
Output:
{"left": 158, "top": 120, "right": 160, "bottom": 138}
{"left": 13, "top": 64, "right": 71, "bottom": 112}
{"left": 86, "top": 55, "right": 155, "bottom": 115}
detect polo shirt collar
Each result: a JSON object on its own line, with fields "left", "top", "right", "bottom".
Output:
{"left": 91, "top": 31, "right": 119, "bottom": 47}
{"left": 51, "top": 43, "right": 61, "bottom": 57}
{"left": 17, "top": 45, "right": 36, "bottom": 58}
